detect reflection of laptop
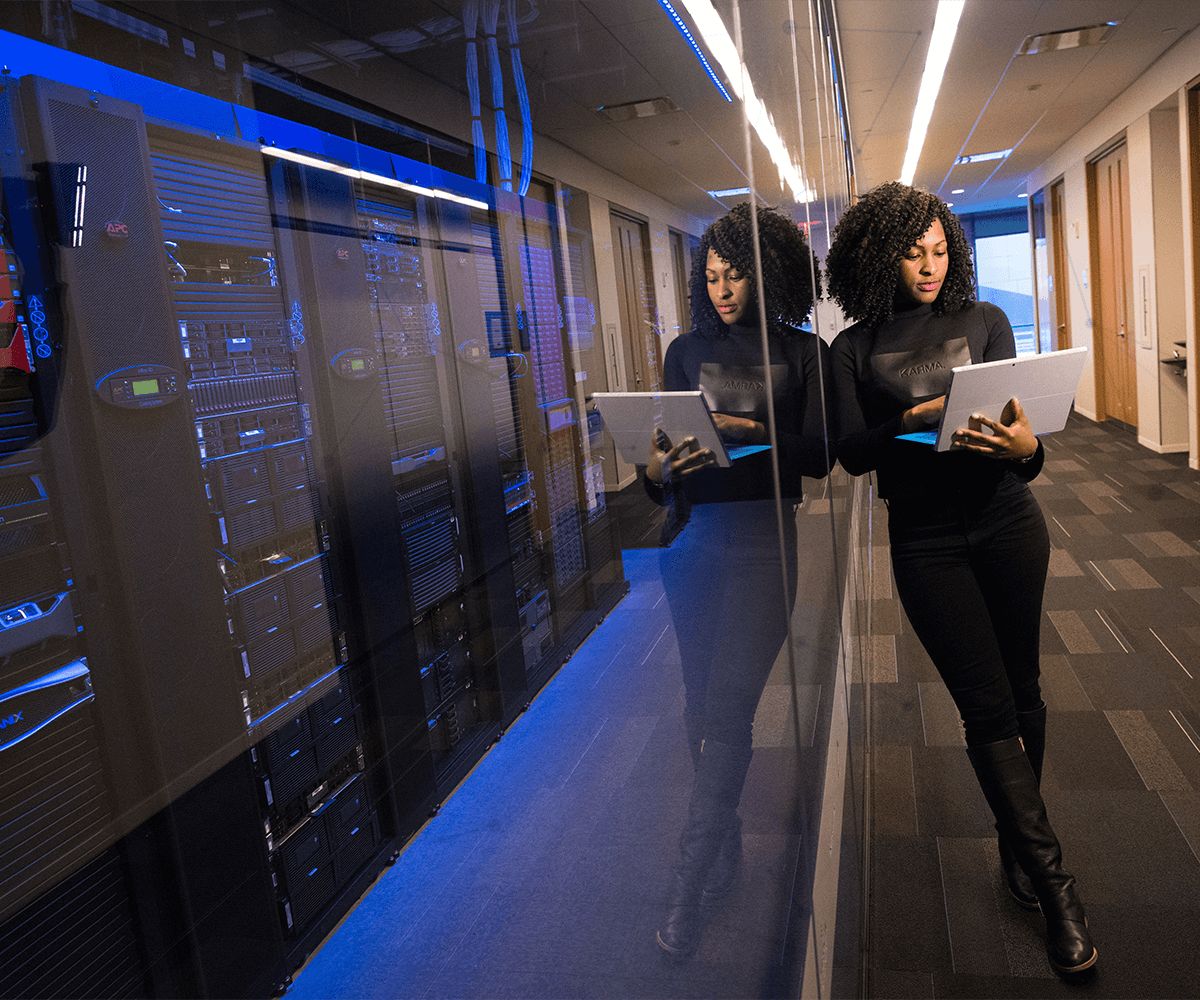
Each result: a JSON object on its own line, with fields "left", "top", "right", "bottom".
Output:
{"left": 897, "top": 347, "right": 1088, "bottom": 452}
{"left": 592, "top": 391, "right": 771, "bottom": 468}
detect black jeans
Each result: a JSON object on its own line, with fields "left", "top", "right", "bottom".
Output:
{"left": 660, "top": 500, "right": 798, "bottom": 748}
{"left": 887, "top": 476, "right": 1050, "bottom": 747}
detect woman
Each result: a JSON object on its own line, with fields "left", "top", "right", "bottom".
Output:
{"left": 644, "top": 203, "right": 831, "bottom": 957}
{"left": 825, "top": 181, "right": 1096, "bottom": 975}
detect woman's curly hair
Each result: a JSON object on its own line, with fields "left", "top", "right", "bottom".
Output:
{"left": 824, "top": 181, "right": 975, "bottom": 330}
{"left": 689, "top": 203, "right": 819, "bottom": 336}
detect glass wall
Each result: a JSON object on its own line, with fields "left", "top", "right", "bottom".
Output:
{"left": 0, "top": 2, "right": 867, "bottom": 997}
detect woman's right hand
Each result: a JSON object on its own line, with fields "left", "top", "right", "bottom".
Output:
{"left": 900, "top": 394, "right": 946, "bottom": 434}
{"left": 646, "top": 429, "right": 717, "bottom": 485}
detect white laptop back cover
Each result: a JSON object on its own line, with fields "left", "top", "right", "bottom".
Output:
{"left": 934, "top": 347, "right": 1088, "bottom": 452}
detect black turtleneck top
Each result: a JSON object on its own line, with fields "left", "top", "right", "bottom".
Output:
{"left": 830, "top": 300, "right": 1044, "bottom": 500}
{"left": 649, "top": 320, "right": 832, "bottom": 504}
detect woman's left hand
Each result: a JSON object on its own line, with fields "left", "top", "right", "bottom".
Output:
{"left": 950, "top": 397, "right": 1038, "bottom": 461}
{"left": 712, "top": 413, "right": 768, "bottom": 444}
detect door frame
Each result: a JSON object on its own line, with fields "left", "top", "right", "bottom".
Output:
{"left": 1048, "top": 179, "right": 1071, "bottom": 351}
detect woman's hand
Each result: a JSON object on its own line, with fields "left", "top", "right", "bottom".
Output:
{"left": 712, "top": 413, "right": 768, "bottom": 444}
{"left": 950, "top": 397, "right": 1038, "bottom": 460}
{"left": 646, "top": 429, "right": 717, "bottom": 484}
{"left": 900, "top": 395, "right": 946, "bottom": 434}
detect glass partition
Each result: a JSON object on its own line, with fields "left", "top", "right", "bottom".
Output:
{"left": 0, "top": 2, "right": 869, "bottom": 997}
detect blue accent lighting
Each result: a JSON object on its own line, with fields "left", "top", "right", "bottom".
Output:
{"left": 657, "top": 0, "right": 732, "bottom": 102}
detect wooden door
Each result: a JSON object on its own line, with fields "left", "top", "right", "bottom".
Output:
{"left": 610, "top": 212, "right": 661, "bottom": 391}
{"left": 1090, "top": 144, "right": 1137, "bottom": 425}
{"left": 1049, "top": 180, "right": 1070, "bottom": 350}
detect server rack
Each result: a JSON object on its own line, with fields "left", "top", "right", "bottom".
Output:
{"left": 352, "top": 185, "right": 506, "bottom": 778}
{"left": 0, "top": 181, "right": 115, "bottom": 929}
{"left": 0, "top": 63, "right": 627, "bottom": 998}
{"left": 493, "top": 192, "right": 627, "bottom": 684}
{"left": 144, "top": 127, "right": 390, "bottom": 968}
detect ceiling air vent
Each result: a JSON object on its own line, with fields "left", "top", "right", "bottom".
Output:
{"left": 1016, "top": 22, "right": 1118, "bottom": 56}
{"left": 595, "top": 97, "right": 680, "bottom": 122}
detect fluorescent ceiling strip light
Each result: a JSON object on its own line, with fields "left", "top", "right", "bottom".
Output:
{"left": 658, "top": 0, "right": 731, "bottom": 101}
{"left": 955, "top": 148, "right": 1011, "bottom": 165}
{"left": 261, "top": 146, "right": 489, "bottom": 210}
{"left": 707, "top": 187, "right": 750, "bottom": 198}
{"left": 677, "top": 0, "right": 815, "bottom": 203}
{"left": 900, "top": 0, "right": 965, "bottom": 185}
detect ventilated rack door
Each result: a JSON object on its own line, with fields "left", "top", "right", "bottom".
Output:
{"left": 514, "top": 216, "right": 589, "bottom": 633}
{"left": 148, "top": 131, "right": 378, "bottom": 949}
{"left": 148, "top": 132, "right": 344, "bottom": 736}
{"left": 354, "top": 186, "right": 494, "bottom": 775}
{"left": 0, "top": 209, "right": 112, "bottom": 928}
{"left": 468, "top": 209, "right": 548, "bottom": 665}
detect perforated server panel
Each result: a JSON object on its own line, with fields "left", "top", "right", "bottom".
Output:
{"left": 145, "top": 125, "right": 387, "bottom": 958}
{"left": 147, "top": 130, "right": 345, "bottom": 735}
{"left": 16, "top": 77, "right": 244, "bottom": 825}
{"left": 0, "top": 93, "right": 145, "bottom": 992}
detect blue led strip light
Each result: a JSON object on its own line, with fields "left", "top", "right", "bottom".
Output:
{"left": 657, "top": 0, "right": 732, "bottom": 102}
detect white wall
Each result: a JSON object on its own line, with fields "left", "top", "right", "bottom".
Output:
{"left": 1151, "top": 103, "right": 1189, "bottom": 451}
{"left": 1059, "top": 160, "right": 1098, "bottom": 420}
{"left": 1182, "top": 89, "right": 1200, "bottom": 466}
{"left": 1126, "top": 114, "right": 1164, "bottom": 449}
{"left": 1025, "top": 26, "right": 1200, "bottom": 462}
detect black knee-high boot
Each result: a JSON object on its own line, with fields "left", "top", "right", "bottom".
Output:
{"left": 684, "top": 712, "right": 706, "bottom": 770}
{"left": 657, "top": 739, "right": 753, "bottom": 957}
{"left": 998, "top": 705, "right": 1046, "bottom": 908}
{"left": 681, "top": 715, "right": 744, "bottom": 900}
{"left": 967, "top": 737, "right": 1097, "bottom": 974}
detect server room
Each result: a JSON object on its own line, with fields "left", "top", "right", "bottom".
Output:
{"left": 1, "top": 2, "right": 1199, "bottom": 998}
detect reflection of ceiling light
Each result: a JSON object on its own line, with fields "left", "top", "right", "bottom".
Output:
{"left": 596, "top": 97, "right": 681, "bottom": 121}
{"left": 707, "top": 187, "right": 750, "bottom": 198}
{"left": 658, "top": 0, "right": 732, "bottom": 101}
{"left": 674, "top": 0, "right": 815, "bottom": 202}
{"left": 260, "top": 146, "right": 488, "bottom": 210}
{"left": 1016, "top": 22, "right": 1118, "bottom": 56}
{"left": 951, "top": 188, "right": 965, "bottom": 194}
{"left": 900, "top": 1, "right": 965, "bottom": 185}
{"left": 955, "top": 148, "right": 1012, "bottom": 165}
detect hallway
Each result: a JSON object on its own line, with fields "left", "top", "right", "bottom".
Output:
{"left": 285, "top": 415, "right": 1200, "bottom": 999}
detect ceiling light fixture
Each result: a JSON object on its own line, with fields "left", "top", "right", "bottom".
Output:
{"left": 954, "top": 148, "right": 1012, "bottom": 165}
{"left": 951, "top": 188, "right": 965, "bottom": 194}
{"left": 1016, "top": 21, "right": 1119, "bottom": 56}
{"left": 900, "top": 0, "right": 965, "bottom": 186}
{"left": 261, "top": 146, "right": 489, "bottom": 210}
{"left": 596, "top": 97, "right": 681, "bottom": 121}
{"left": 707, "top": 187, "right": 751, "bottom": 198}
{"left": 674, "top": 0, "right": 815, "bottom": 202}
{"left": 657, "top": 0, "right": 732, "bottom": 102}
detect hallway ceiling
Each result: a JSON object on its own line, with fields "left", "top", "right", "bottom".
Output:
{"left": 121, "top": 0, "right": 1200, "bottom": 222}
{"left": 839, "top": 0, "right": 1200, "bottom": 212}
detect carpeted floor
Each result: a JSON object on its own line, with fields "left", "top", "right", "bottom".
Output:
{"left": 863, "top": 413, "right": 1200, "bottom": 999}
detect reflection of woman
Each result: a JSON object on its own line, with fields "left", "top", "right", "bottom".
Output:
{"left": 645, "top": 204, "right": 831, "bottom": 957}
{"left": 826, "top": 182, "right": 1096, "bottom": 975}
